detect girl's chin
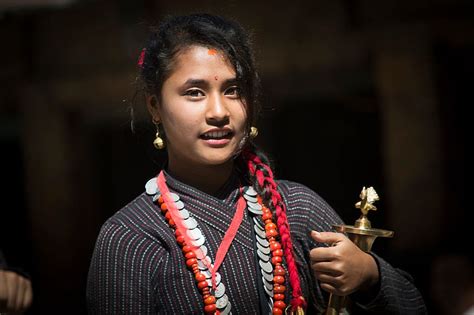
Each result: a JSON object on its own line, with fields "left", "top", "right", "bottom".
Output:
{"left": 199, "top": 151, "right": 238, "bottom": 166}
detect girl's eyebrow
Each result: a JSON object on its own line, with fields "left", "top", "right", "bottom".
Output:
{"left": 183, "top": 77, "right": 238, "bottom": 87}
{"left": 183, "top": 78, "right": 208, "bottom": 87}
{"left": 223, "top": 78, "right": 238, "bottom": 85}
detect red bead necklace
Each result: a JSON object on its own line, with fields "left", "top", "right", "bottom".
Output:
{"left": 258, "top": 195, "right": 287, "bottom": 315}
{"left": 155, "top": 172, "right": 287, "bottom": 315}
{"left": 159, "top": 199, "right": 219, "bottom": 314}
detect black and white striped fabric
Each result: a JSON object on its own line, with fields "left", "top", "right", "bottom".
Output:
{"left": 86, "top": 171, "right": 426, "bottom": 314}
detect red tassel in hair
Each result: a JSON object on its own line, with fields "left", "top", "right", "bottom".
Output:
{"left": 243, "top": 148, "right": 307, "bottom": 313}
{"left": 138, "top": 48, "right": 146, "bottom": 68}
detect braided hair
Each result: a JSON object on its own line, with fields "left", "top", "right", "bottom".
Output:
{"left": 243, "top": 145, "right": 307, "bottom": 310}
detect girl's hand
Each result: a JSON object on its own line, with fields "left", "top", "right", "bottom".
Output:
{"left": 309, "top": 231, "right": 379, "bottom": 296}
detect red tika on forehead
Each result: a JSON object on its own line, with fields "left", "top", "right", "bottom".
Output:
{"left": 208, "top": 48, "right": 218, "bottom": 55}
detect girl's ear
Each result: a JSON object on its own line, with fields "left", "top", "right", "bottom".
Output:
{"left": 146, "top": 94, "right": 161, "bottom": 122}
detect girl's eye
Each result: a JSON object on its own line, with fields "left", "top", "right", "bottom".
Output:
{"left": 185, "top": 89, "right": 205, "bottom": 98}
{"left": 225, "top": 86, "right": 240, "bottom": 97}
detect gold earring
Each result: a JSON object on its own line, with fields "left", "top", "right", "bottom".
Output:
{"left": 250, "top": 126, "right": 258, "bottom": 138}
{"left": 153, "top": 124, "right": 165, "bottom": 149}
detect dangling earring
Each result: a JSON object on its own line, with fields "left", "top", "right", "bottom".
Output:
{"left": 153, "top": 122, "right": 165, "bottom": 150}
{"left": 250, "top": 126, "right": 259, "bottom": 139}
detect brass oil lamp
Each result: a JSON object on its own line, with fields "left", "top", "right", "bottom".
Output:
{"left": 325, "top": 187, "right": 394, "bottom": 315}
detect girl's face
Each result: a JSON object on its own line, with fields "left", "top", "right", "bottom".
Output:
{"left": 148, "top": 45, "right": 247, "bottom": 172}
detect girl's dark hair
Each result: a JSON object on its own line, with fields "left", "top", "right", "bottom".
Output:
{"left": 139, "top": 13, "right": 261, "bottom": 128}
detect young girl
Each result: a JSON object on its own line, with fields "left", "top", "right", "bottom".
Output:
{"left": 86, "top": 14, "right": 426, "bottom": 314}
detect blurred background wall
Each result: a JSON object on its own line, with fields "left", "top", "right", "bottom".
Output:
{"left": 0, "top": 0, "right": 471, "bottom": 314}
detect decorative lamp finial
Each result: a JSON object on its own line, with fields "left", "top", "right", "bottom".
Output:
{"left": 354, "top": 186, "right": 379, "bottom": 229}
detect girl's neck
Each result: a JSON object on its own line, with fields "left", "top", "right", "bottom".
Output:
{"left": 166, "top": 159, "right": 235, "bottom": 196}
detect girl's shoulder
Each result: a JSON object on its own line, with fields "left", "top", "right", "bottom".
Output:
{"left": 275, "top": 179, "right": 343, "bottom": 230}
{"left": 98, "top": 192, "right": 170, "bottom": 242}
{"left": 276, "top": 179, "right": 330, "bottom": 207}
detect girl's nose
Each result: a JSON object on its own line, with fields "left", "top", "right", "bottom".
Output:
{"left": 206, "top": 94, "right": 230, "bottom": 125}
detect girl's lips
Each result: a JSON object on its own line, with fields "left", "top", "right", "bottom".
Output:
{"left": 200, "top": 128, "right": 234, "bottom": 148}
{"left": 199, "top": 128, "right": 233, "bottom": 147}
{"left": 200, "top": 128, "right": 233, "bottom": 139}
{"left": 201, "top": 137, "right": 231, "bottom": 147}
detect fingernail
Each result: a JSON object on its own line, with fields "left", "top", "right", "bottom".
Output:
{"left": 311, "top": 231, "right": 320, "bottom": 237}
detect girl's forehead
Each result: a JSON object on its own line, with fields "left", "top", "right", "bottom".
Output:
{"left": 170, "top": 46, "right": 235, "bottom": 77}
{"left": 175, "top": 45, "right": 227, "bottom": 62}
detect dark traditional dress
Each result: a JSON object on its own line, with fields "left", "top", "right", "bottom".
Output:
{"left": 86, "top": 170, "right": 426, "bottom": 314}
